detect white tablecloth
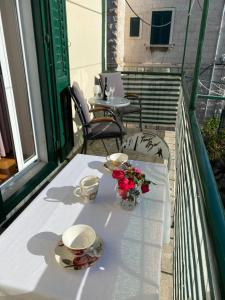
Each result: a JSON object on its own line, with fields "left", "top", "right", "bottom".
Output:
{"left": 0, "top": 154, "right": 170, "bottom": 300}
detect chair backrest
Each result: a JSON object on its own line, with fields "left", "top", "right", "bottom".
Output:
{"left": 69, "top": 82, "right": 91, "bottom": 136}
{"left": 121, "top": 132, "right": 171, "bottom": 169}
{"left": 70, "top": 82, "right": 91, "bottom": 122}
{"left": 99, "top": 72, "right": 125, "bottom": 97}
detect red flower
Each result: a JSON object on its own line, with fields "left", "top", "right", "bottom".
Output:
{"left": 112, "top": 169, "right": 124, "bottom": 180}
{"left": 141, "top": 184, "right": 150, "bottom": 193}
{"left": 128, "top": 179, "right": 135, "bottom": 189}
{"left": 118, "top": 188, "right": 128, "bottom": 199}
{"left": 118, "top": 178, "right": 129, "bottom": 191}
{"left": 133, "top": 167, "right": 141, "bottom": 174}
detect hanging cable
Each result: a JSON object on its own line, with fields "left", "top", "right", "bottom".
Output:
{"left": 125, "top": 0, "right": 150, "bottom": 26}
{"left": 125, "top": 0, "right": 172, "bottom": 28}
{"left": 197, "top": 0, "right": 203, "bottom": 10}
{"left": 152, "top": 21, "right": 172, "bottom": 28}
{"left": 188, "top": 0, "right": 196, "bottom": 16}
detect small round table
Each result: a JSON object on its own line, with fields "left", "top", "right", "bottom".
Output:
{"left": 89, "top": 97, "right": 130, "bottom": 110}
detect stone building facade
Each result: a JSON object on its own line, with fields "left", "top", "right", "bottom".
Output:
{"left": 114, "top": 0, "right": 225, "bottom": 120}
{"left": 117, "top": 0, "right": 224, "bottom": 72}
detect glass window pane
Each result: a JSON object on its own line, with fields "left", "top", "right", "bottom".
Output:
{"left": 130, "top": 17, "right": 140, "bottom": 37}
{"left": 0, "top": 67, "right": 18, "bottom": 185}
{"left": 0, "top": 1, "right": 36, "bottom": 162}
{"left": 150, "top": 11, "right": 172, "bottom": 45}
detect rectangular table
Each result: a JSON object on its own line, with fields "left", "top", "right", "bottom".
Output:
{"left": 0, "top": 154, "right": 170, "bottom": 300}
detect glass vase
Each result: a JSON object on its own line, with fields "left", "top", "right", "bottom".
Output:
{"left": 117, "top": 189, "right": 138, "bottom": 210}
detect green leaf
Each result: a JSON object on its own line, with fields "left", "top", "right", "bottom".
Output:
{"left": 134, "top": 177, "right": 139, "bottom": 184}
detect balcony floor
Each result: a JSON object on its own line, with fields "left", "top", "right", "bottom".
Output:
{"left": 85, "top": 124, "right": 176, "bottom": 300}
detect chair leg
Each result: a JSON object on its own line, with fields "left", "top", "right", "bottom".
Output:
{"left": 101, "top": 140, "right": 109, "bottom": 155}
{"left": 120, "top": 135, "right": 123, "bottom": 152}
{"left": 81, "top": 139, "right": 87, "bottom": 154}
{"left": 140, "top": 112, "right": 142, "bottom": 131}
{"left": 116, "top": 138, "right": 119, "bottom": 151}
{"left": 81, "top": 142, "right": 85, "bottom": 154}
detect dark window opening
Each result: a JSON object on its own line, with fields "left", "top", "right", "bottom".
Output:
{"left": 130, "top": 17, "right": 140, "bottom": 37}
{"left": 150, "top": 11, "right": 172, "bottom": 45}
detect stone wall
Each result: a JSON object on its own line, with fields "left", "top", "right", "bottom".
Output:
{"left": 117, "top": 0, "right": 225, "bottom": 123}
{"left": 107, "top": 0, "right": 118, "bottom": 70}
{"left": 117, "top": 0, "right": 125, "bottom": 70}
{"left": 118, "top": 0, "right": 224, "bottom": 76}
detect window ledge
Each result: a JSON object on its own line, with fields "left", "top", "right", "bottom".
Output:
{"left": 130, "top": 36, "right": 141, "bottom": 39}
{"left": 145, "top": 44, "right": 175, "bottom": 49}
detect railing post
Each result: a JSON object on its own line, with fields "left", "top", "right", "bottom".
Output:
{"left": 181, "top": 0, "right": 193, "bottom": 76}
{"left": 198, "top": 94, "right": 225, "bottom": 101}
{"left": 189, "top": 0, "right": 209, "bottom": 110}
{"left": 102, "top": 0, "right": 107, "bottom": 71}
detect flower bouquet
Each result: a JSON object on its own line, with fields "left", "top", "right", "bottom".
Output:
{"left": 112, "top": 162, "right": 152, "bottom": 210}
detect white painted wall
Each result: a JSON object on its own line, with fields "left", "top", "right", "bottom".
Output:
{"left": 66, "top": 0, "right": 103, "bottom": 149}
{"left": 67, "top": 0, "right": 102, "bottom": 95}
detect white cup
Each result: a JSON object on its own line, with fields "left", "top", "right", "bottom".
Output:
{"left": 106, "top": 153, "right": 128, "bottom": 170}
{"left": 62, "top": 224, "right": 96, "bottom": 255}
{"left": 74, "top": 176, "right": 100, "bottom": 202}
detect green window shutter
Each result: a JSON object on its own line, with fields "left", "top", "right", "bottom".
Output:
{"left": 130, "top": 17, "right": 140, "bottom": 37}
{"left": 48, "top": 0, "right": 73, "bottom": 161}
{"left": 150, "top": 11, "right": 172, "bottom": 45}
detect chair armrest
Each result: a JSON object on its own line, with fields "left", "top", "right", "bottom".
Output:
{"left": 90, "top": 117, "right": 114, "bottom": 124}
{"left": 89, "top": 107, "right": 111, "bottom": 113}
{"left": 125, "top": 93, "right": 141, "bottom": 107}
{"left": 125, "top": 93, "right": 139, "bottom": 99}
{"left": 89, "top": 107, "right": 117, "bottom": 119}
{"left": 89, "top": 117, "right": 123, "bottom": 135}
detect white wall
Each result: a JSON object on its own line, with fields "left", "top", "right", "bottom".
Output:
{"left": 66, "top": 0, "right": 103, "bottom": 149}
{"left": 67, "top": 0, "right": 102, "bottom": 95}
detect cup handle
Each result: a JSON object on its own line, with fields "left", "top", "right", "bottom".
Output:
{"left": 73, "top": 186, "right": 81, "bottom": 198}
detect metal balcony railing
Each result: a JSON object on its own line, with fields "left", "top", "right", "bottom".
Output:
{"left": 174, "top": 81, "right": 225, "bottom": 299}
{"left": 121, "top": 71, "right": 181, "bottom": 126}
{"left": 119, "top": 67, "right": 225, "bottom": 297}
{"left": 120, "top": 69, "right": 225, "bottom": 298}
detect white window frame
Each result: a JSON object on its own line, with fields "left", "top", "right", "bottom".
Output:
{"left": 0, "top": 11, "right": 26, "bottom": 171}
{"left": 15, "top": 0, "right": 38, "bottom": 167}
{"left": 150, "top": 8, "right": 175, "bottom": 47}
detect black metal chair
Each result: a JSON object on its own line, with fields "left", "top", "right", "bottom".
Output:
{"left": 69, "top": 82, "right": 126, "bottom": 154}
{"left": 99, "top": 72, "right": 142, "bottom": 130}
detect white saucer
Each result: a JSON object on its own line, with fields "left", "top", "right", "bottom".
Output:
{"left": 55, "top": 235, "right": 104, "bottom": 270}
